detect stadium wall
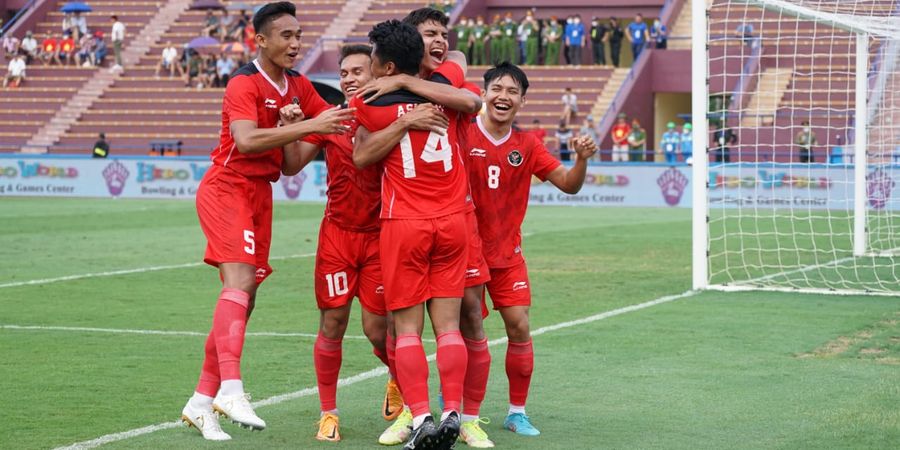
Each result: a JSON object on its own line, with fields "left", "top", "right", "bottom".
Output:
{"left": 2, "top": 0, "right": 53, "bottom": 39}
{"left": 4, "top": 155, "right": 897, "bottom": 212}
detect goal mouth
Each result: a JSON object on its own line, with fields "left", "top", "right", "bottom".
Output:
{"left": 695, "top": 0, "right": 900, "bottom": 296}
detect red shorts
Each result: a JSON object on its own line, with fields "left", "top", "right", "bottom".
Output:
{"left": 380, "top": 213, "right": 468, "bottom": 311}
{"left": 314, "top": 217, "right": 386, "bottom": 315}
{"left": 464, "top": 210, "right": 491, "bottom": 288}
{"left": 484, "top": 261, "right": 531, "bottom": 309}
{"left": 196, "top": 165, "right": 273, "bottom": 284}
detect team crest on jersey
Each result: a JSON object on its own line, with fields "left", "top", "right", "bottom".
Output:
{"left": 507, "top": 150, "right": 523, "bottom": 166}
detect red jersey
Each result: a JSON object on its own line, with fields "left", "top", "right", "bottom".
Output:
{"left": 464, "top": 116, "right": 562, "bottom": 268}
{"left": 303, "top": 120, "right": 381, "bottom": 232}
{"left": 210, "top": 60, "right": 330, "bottom": 181}
{"left": 351, "top": 61, "right": 468, "bottom": 219}
{"left": 60, "top": 38, "right": 75, "bottom": 52}
{"left": 611, "top": 122, "right": 632, "bottom": 145}
{"left": 42, "top": 39, "right": 57, "bottom": 52}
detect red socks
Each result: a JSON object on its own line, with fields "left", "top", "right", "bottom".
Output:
{"left": 436, "top": 331, "right": 468, "bottom": 413}
{"left": 395, "top": 333, "right": 429, "bottom": 417}
{"left": 314, "top": 332, "right": 343, "bottom": 412}
{"left": 506, "top": 339, "right": 534, "bottom": 407}
{"left": 462, "top": 337, "right": 491, "bottom": 416}
{"left": 195, "top": 330, "right": 220, "bottom": 397}
{"left": 385, "top": 332, "right": 398, "bottom": 381}
{"left": 372, "top": 344, "right": 389, "bottom": 368}
{"left": 213, "top": 288, "right": 250, "bottom": 382}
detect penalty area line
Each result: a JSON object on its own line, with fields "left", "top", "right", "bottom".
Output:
{"left": 52, "top": 289, "right": 698, "bottom": 450}
{"left": 0, "top": 253, "right": 315, "bottom": 289}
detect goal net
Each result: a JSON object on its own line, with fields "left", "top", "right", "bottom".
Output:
{"left": 694, "top": 0, "right": 900, "bottom": 295}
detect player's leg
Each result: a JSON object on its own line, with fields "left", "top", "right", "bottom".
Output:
{"left": 377, "top": 311, "right": 416, "bottom": 446}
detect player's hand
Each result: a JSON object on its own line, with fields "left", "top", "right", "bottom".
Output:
{"left": 279, "top": 104, "right": 304, "bottom": 125}
{"left": 307, "top": 106, "right": 356, "bottom": 135}
{"left": 355, "top": 75, "right": 411, "bottom": 104}
{"left": 400, "top": 103, "right": 449, "bottom": 135}
{"left": 572, "top": 135, "right": 598, "bottom": 160}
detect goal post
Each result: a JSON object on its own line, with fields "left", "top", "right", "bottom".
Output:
{"left": 694, "top": 0, "right": 900, "bottom": 295}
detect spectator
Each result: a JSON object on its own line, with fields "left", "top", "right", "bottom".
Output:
{"left": 611, "top": 113, "right": 631, "bottom": 162}
{"left": 560, "top": 86, "right": 578, "bottom": 127}
{"left": 20, "top": 31, "right": 38, "bottom": 64}
{"left": 441, "top": 0, "right": 454, "bottom": 14}
{"left": 737, "top": 22, "right": 754, "bottom": 47}
{"left": 72, "top": 11, "right": 88, "bottom": 41}
{"left": 184, "top": 49, "right": 202, "bottom": 87}
{"left": 565, "top": 14, "right": 585, "bottom": 66}
{"left": 489, "top": 14, "right": 503, "bottom": 64}
{"left": 77, "top": 32, "right": 96, "bottom": 66}
{"left": 216, "top": 53, "right": 235, "bottom": 87}
{"left": 628, "top": 118, "right": 646, "bottom": 161}
{"left": 202, "top": 10, "right": 219, "bottom": 37}
{"left": 608, "top": 17, "right": 624, "bottom": 67}
{"left": 243, "top": 22, "right": 256, "bottom": 54}
{"left": 589, "top": 17, "right": 606, "bottom": 65}
{"left": 155, "top": 41, "right": 179, "bottom": 77}
{"left": 454, "top": 15, "right": 472, "bottom": 60}
{"left": 40, "top": 34, "right": 61, "bottom": 66}
{"left": 3, "top": 54, "right": 26, "bottom": 88}
{"left": 200, "top": 54, "right": 217, "bottom": 88}
{"left": 680, "top": 122, "right": 693, "bottom": 164}
{"left": 110, "top": 15, "right": 125, "bottom": 71}
{"left": 471, "top": 15, "right": 487, "bottom": 65}
{"left": 520, "top": 11, "right": 539, "bottom": 65}
{"left": 626, "top": 13, "right": 649, "bottom": 61}
{"left": 660, "top": 121, "right": 680, "bottom": 164}
{"left": 229, "top": 11, "right": 250, "bottom": 42}
{"left": 93, "top": 31, "right": 107, "bottom": 66}
{"left": 651, "top": 19, "right": 667, "bottom": 49}
{"left": 795, "top": 120, "right": 817, "bottom": 162}
{"left": 711, "top": 122, "right": 735, "bottom": 163}
{"left": 580, "top": 114, "right": 599, "bottom": 141}
{"left": 61, "top": 12, "right": 74, "bottom": 38}
{"left": 556, "top": 120, "right": 574, "bottom": 161}
{"left": 562, "top": 16, "right": 572, "bottom": 64}
{"left": 542, "top": 16, "right": 561, "bottom": 65}
{"left": 92, "top": 133, "right": 110, "bottom": 158}
{"left": 501, "top": 12, "right": 517, "bottom": 63}
{"left": 531, "top": 119, "right": 547, "bottom": 142}
{"left": 59, "top": 32, "right": 76, "bottom": 66}
{"left": 217, "top": 10, "right": 233, "bottom": 40}
{"left": 2, "top": 33, "right": 20, "bottom": 60}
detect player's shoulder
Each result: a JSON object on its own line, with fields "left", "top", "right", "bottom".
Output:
{"left": 231, "top": 62, "right": 259, "bottom": 80}
{"left": 366, "top": 89, "right": 428, "bottom": 107}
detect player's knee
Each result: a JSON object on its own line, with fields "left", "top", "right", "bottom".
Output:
{"left": 321, "top": 310, "right": 350, "bottom": 339}
{"left": 505, "top": 317, "right": 531, "bottom": 342}
{"left": 363, "top": 325, "right": 386, "bottom": 350}
{"left": 459, "top": 307, "right": 485, "bottom": 339}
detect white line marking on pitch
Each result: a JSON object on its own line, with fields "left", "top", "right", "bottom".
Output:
{"left": 53, "top": 290, "right": 698, "bottom": 450}
{"left": 0, "top": 253, "right": 316, "bottom": 289}
{"left": 0, "top": 325, "right": 376, "bottom": 340}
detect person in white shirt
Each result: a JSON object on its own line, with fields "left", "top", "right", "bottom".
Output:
{"left": 110, "top": 15, "right": 125, "bottom": 70}
{"left": 20, "top": 31, "right": 38, "bottom": 64}
{"left": 155, "top": 41, "right": 181, "bottom": 77}
{"left": 72, "top": 12, "right": 89, "bottom": 41}
{"left": 4, "top": 55, "right": 26, "bottom": 88}
{"left": 560, "top": 86, "right": 579, "bottom": 127}
{"left": 1, "top": 33, "right": 19, "bottom": 59}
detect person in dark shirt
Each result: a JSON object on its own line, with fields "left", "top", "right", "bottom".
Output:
{"left": 590, "top": 17, "right": 606, "bottom": 65}
{"left": 607, "top": 17, "right": 624, "bottom": 67}
{"left": 92, "top": 132, "right": 109, "bottom": 158}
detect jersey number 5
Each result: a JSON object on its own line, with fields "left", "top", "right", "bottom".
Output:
{"left": 399, "top": 131, "right": 452, "bottom": 178}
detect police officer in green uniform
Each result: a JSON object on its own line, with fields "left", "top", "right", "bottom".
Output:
{"left": 521, "top": 13, "right": 539, "bottom": 65}
{"left": 501, "top": 12, "right": 518, "bottom": 63}
{"left": 454, "top": 16, "right": 472, "bottom": 61}
{"left": 542, "top": 16, "right": 562, "bottom": 65}
{"left": 489, "top": 14, "right": 503, "bottom": 64}
{"left": 472, "top": 15, "right": 488, "bottom": 66}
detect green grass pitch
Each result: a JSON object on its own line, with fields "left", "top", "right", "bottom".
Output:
{"left": 0, "top": 198, "right": 897, "bottom": 449}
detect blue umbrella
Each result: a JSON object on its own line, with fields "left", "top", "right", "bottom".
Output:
{"left": 187, "top": 36, "right": 221, "bottom": 53}
{"left": 61, "top": 2, "right": 92, "bottom": 13}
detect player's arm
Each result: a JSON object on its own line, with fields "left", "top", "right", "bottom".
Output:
{"left": 352, "top": 104, "right": 450, "bottom": 168}
{"left": 545, "top": 135, "right": 598, "bottom": 194}
{"left": 230, "top": 106, "right": 355, "bottom": 154}
{"left": 355, "top": 74, "right": 481, "bottom": 114}
{"left": 282, "top": 141, "right": 321, "bottom": 176}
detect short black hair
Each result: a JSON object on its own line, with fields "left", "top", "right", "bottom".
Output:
{"left": 369, "top": 20, "right": 423, "bottom": 76}
{"left": 483, "top": 62, "right": 530, "bottom": 95}
{"left": 403, "top": 7, "right": 449, "bottom": 28}
{"left": 253, "top": 1, "right": 296, "bottom": 35}
{"left": 339, "top": 44, "right": 373, "bottom": 64}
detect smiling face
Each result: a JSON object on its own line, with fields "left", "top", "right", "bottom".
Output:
{"left": 416, "top": 19, "right": 448, "bottom": 73}
{"left": 484, "top": 74, "right": 525, "bottom": 126}
{"left": 339, "top": 53, "right": 373, "bottom": 97}
{"left": 256, "top": 14, "right": 303, "bottom": 70}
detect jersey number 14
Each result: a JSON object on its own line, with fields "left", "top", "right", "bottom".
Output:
{"left": 399, "top": 131, "right": 452, "bottom": 178}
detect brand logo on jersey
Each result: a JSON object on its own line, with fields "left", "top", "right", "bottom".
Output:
{"left": 101, "top": 160, "right": 130, "bottom": 197}
{"left": 512, "top": 281, "right": 528, "bottom": 291}
{"left": 507, "top": 150, "right": 523, "bottom": 166}
{"left": 470, "top": 148, "right": 487, "bottom": 157}
{"left": 255, "top": 267, "right": 268, "bottom": 282}
{"left": 280, "top": 171, "right": 308, "bottom": 199}
{"left": 465, "top": 268, "right": 481, "bottom": 279}
{"left": 514, "top": 245, "right": 521, "bottom": 254}
{"left": 657, "top": 167, "right": 688, "bottom": 206}
{"left": 265, "top": 98, "right": 278, "bottom": 109}
{"left": 867, "top": 168, "right": 895, "bottom": 209}
{"left": 375, "top": 285, "right": 385, "bottom": 295}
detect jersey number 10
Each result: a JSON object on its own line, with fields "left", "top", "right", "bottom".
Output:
{"left": 399, "top": 131, "right": 452, "bottom": 178}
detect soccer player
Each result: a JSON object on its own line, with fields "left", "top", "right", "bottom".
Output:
{"left": 351, "top": 19, "right": 476, "bottom": 450}
{"left": 180, "top": 2, "right": 354, "bottom": 441}
{"left": 462, "top": 62, "right": 597, "bottom": 437}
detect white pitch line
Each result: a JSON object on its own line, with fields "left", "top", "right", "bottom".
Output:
{"left": 0, "top": 253, "right": 316, "bottom": 289}
{"left": 52, "top": 289, "right": 698, "bottom": 450}
{"left": 0, "top": 325, "right": 375, "bottom": 340}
